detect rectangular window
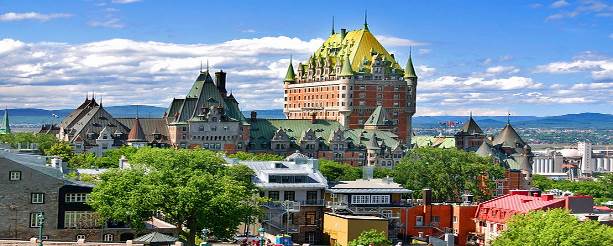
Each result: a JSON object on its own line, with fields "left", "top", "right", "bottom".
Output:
{"left": 305, "top": 211, "right": 317, "bottom": 225}
{"left": 268, "top": 191, "right": 279, "bottom": 201}
{"left": 31, "top": 193, "right": 44, "bottom": 204}
{"left": 307, "top": 191, "right": 318, "bottom": 203}
{"left": 64, "top": 211, "right": 97, "bottom": 229}
{"left": 30, "top": 212, "right": 43, "bottom": 227}
{"left": 416, "top": 216, "right": 424, "bottom": 226}
{"left": 453, "top": 216, "right": 458, "bottom": 223}
{"left": 65, "top": 193, "right": 89, "bottom": 203}
{"left": 284, "top": 191, "right": 295, "bottom": 201}
{"left": 351, "top": 195, "right": 371, "bottom": 204}
{"left": 9, "top": 171, "right": 21, "bottom": 181}
{"left": 432, "top": 216, "right": 440, "bottom": 223}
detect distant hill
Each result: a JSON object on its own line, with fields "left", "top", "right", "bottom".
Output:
{"left": 3, "top": 107, "right": 611, "bottom": 130}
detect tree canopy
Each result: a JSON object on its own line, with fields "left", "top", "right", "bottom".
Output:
{"left": 0, "top": 132, "right": 59, "bottom": 154}
{"left": 68, "top": 146, "right": 138, "bottom": 168}
{"left": 319, "top": 159, "right": 362, "bottom": 181}
{"left": 228, "top": 151, "right": 284, "bottom": 161}
{"left": 532, "top": 174, "right": 613, "bottom": 204}
{"left": 46, "top": 141, "right": 74, "bottom": 161}
{"left": 493, "top": 209, "right": 613, "bottom": 246}
{"left": 88, "top": 148, "right": 261, "bottom": 246}
{"left": 393, "top": 147, "right": 505, "bottom": 202}
{"left": 348, "top": 229, "right": 391, "bottom": 246}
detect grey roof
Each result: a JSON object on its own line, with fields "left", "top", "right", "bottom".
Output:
{"left": 459, "top": 116, "right": 483, "bottom": 135}
{"left": 239, "top": 160, "right": 328, "bottom": 190}
{"left": 134, "top": 232, "right": 177, "bottom": 243}
{"left": 476, "top": 141, "right": 495, "bottom": 157}
{"left": 493, "top": 123, "right": 526, "bottom": 148}
{"left": 327, "top": 178, "right": 411, "bottom": 194}
{"left": 117, "top": 118, "right": 170, "bottom": 144}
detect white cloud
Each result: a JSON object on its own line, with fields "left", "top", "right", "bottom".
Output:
{"left": 420, "top": 75, "right": 542, "bottom": 91}
{"left": 485, "top": 65, "right": 520, "bottom": 75}
{"left": 417, "top": 107, "right": 510, "bottom": 116}
{"left": 569, "top": 82, "right": 613, "bottom": 90}
{"left": 418, "top": 49, "right": 431, "bottom": 55}
{"left": 0, "top": 36, "right": 324, "bottom": 110}
{"left": 417, "top": 65, "right": 436, "bottom": 77}
{"left": 242, "top": 29, "right": 256, "bottom": 33}
{"left": 0, "top": 12, "right": 71, "bottom": 22}
{"left": 551, "top": 0, "right": 570, "bottom": 8}
{"left": 546, "top": 0, "right": 612, "bottom": 20}
{"left": 535, "top": 59, "right": 613, "bottom": 79}
{"left": 375, "top": 35, "right": 427, "bottom": 47}
{"left": 112, "top": 0, "right": 142, "bottom": 4}
{"left": 88, "top": 18, "right": 125, "bottom": 28}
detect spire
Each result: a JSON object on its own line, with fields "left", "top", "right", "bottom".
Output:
{"left": 200, "top": 60, "right": 203, "bottom": 73}
{"left": 1, "top": 106, "right": 10, "bottom": 134}
{"left": 507, "top": 112, "right": 511, "bottom": 125}
{"left": 206, "top": 59, "right": 209, "bottom": 72}
{"left": 331, "top": 16, "right": 335, "bottom": 35}
{"left": 339, "top": 55, "right": 354, "bottom": 77}
{"left": 127, "top": 117, "right": 146, "bottom": 142}
{"left": 404, "top": 49, "right": 417, "bottom": 79}
{"left": 363, "top": 9, "right": 369, "bottom": 30}
{"left": 284, "top": 55, "right": 296, "bottom": 83}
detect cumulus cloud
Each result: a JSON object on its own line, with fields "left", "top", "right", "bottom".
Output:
{"left": 420, "top": 75, "right": 542, "bottom": 91}
{"left": 375, "top": 35, "right": 427, "bottom": 47}
{"left": 485, "top": 65, "right": 520, "bottom": 75}
{"left": 112, "top": 0, "right": 142, "bottom": 4}
{"left": 551, "top": 0, "right": 570, "bottom": 8}
{"left": 535, "top": 59, "right": 613, "bottom": 79}
{"left": 88, "top": 18, "right": 125, "bottom": 28}
{"left": 0, "top": 12, "right": 71, "bottom": 22}
{"left": 0, "top": 37, "right": 324, "bottom": 110}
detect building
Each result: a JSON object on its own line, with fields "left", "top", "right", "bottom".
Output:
{"left": 325, "top": 168, "right": 412, "bottom": 242}
{"left": 0, "top": 148, "right": 176, "bottom": 242}
{"left": 454, "top": 114, "right": 485, "bottom": 152}
{"left": 56, "top": 97, "right": 170, "bottom": 155}
{"left": 529, "top": 142, "right": 613, "bottom": 179}
{"left": 233, "top": 152, "right": 328, "bottom": 244}
{"left": 0, "top": 107, "right": 10, "bottom": 134}
{"left": 322, "top": 213, "right": 388, "bottom": 246}
{"left": 247, "top": 113, "right": 405, "bottom": 167}
{"left": 282, "top": 20, "right": 417, "bottom": 143}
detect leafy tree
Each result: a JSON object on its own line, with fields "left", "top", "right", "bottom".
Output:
{"left": 228, "top": 151, "right": 284, "bottom": 161}
{"left": 46, "top": 142, "right": 74, "bottom": 161}
{"left": 0, "top": 132, "right": 59, "bottom": 154}
{"left": 348, "top": 229, "right": 391, "bottom": 246}
{"left": 68, "top": 152, "right": 98, "bottom": 168}
{"left": 88, "top": 148, "right": 260, "bottom": 246}
{"left": 374, "top": 167, "right": 394, "bottom": 179}
{"left": 531, "top": 174, "right": 613, "bottom": 204}
{"left": 493, "top": 209, "right": 613, "bottom": 246}
{"left": 393, "top": 147, "right": 504, "bottom": 202}
{"left": 319, "top": 159, "right": 362, "bottom": 181}
{"left": 95, "top": 146, "right": 139, "bottom": 168}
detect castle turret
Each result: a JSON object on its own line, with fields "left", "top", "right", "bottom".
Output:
{"left": 0, "top": 107, "right": 10, "bottom": 134}
{"left": 339, "top": 55, "right": 354, "bottom": 77}
{"left": 284, "top": 57, "right": 296, "bottom": 84}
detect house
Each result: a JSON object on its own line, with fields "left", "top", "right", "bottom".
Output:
{"left": 322, "top": 213, "right": 388, "bottom": 246}
{"left": 325, "top": 167, "right": 412, "bottom": 242}
{"left": 0, "top": 148, "right": 176, "bottom": 242}
{"left": 234, "top": 152, "right": 328, "bottom": 245}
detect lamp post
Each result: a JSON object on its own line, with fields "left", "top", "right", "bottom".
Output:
{"left": 37, "top": 213, "right": 45, "bottom": 246}
{"left": 258, "top": 227, "right": 266, "bottom": 246}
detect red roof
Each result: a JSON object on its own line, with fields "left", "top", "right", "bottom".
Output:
{"left": 475, "top": 193, "right": 565, "bottom": 223}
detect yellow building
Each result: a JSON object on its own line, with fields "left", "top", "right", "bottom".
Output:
{"left": 323, "top": 213, "right": 388, "bottom": 246}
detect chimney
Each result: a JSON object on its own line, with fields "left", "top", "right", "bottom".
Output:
{"left": 541, "top": 194, "right": 554, "bottom": 201}
{"left": 340, "top": 29, "right": 347, "bottom": 40}
{"left": 362, "top": 166, "right": 374, "bottom": 180}
{"left": 214, "top": 70, "right": 227, "bottom": 96}
{"left": 422, "top": 188, "right": 432, "bottom": 206}
{"left": 50, "top": 157, "right": 61, "bottom": 168}
{"left": 119, "top": 155, "right": 130, "bottom": 169}
{"left": 250, "top": 111, "right": 257, "bottom": 122}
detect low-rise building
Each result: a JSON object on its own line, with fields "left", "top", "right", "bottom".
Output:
{"left": 0, "top": 148, "right": 176, "bottom": 242}
{"left": 325, "top": 168, "right": 412, "bottom": 242}
{"left": 234, "top": 152, "right": 328, "bottom": 245}
{"left": 322, "top": 213, "right": 388, "bottom": 246}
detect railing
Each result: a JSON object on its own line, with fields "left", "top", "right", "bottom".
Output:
{"left": 300, "top": 199, "right": 325, "bottom": 206}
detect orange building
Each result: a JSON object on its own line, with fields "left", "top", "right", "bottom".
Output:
{"left": 282, "top": 21, "right": 417, "bottom": 143}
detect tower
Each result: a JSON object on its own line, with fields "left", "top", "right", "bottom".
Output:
{"left": 283, "top": 19, "right": 417, "bottom": 142}
{"left": 0, "top": 107, "right": 10, "bottom": 134}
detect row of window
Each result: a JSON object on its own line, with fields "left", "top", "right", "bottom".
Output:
{"left": 350, "top": 195, "right": 390, "bottom": 204}
{"left": 268, "top": 191, "right": 318, "bottom": 202}
{"left": 66, "top": 193, "right": 89, "bottom": 203}
{"left": 64, "top": 211, "right": 97, "bottom": 229}
{"left": 286, "top": 85, "right": 405, "bottom": 94}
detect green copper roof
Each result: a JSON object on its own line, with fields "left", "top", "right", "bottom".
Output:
{"left": 284, "top": 59, "right": 296, "bottom": 83}
{"left": 404, "top": 55, "right": 417, "bottom": 78}
{"left": 412, "top": 135, "right": 456, "bottom": 149}
{"left": 364, "top": 106, "right": 388, "bottom": 126}
{"left": 0, "top": 107, "right": 10, "bottom": 134}
{"left": 339, "top": 55, "right": 354, "bottom": 77}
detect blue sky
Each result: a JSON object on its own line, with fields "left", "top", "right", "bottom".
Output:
{"left": 0, "top": 0, "right": 611, "bottom": 116}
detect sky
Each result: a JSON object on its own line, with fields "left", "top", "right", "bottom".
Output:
{"left": 0, "top": 0, "right": 611, "bottom": 116}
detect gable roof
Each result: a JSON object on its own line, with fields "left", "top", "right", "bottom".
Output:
{"left": 493, "top": 123, "right": 526, "bottom": 148}
{"left": 459, "top": 116, "right": 483, "bottom": 135}
{"left": 127, "top": 118, "right": 146, "bottom": 142}
{"left": 364, "top": 106, "right": 388, "bottom": 126}
{"left": 475, "top": 194, "right": 565, "bottom": 223}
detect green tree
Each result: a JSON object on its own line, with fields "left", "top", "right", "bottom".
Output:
{"left": 0, "top": 132, "right": 59, "bottom": 154}
{"left": 393, "top": 147, "right": 504, "bottom": 202}
{"left": 348, "top": 229, "right": 391, "bottom": 246}
{"left": 493, "top": 209, "right": 613, "bottom": 246}
{"left": 228, "top": 151, "right": 284, "bottom": 161}
{"left": 88, "top": 148, "right": 260, "bottom": 246}
{"left": 531, "top": 174, "right": 612, "bottom": 204}
{"left": 319, "top": 159, "right": 362, "bottom": 181}
{"left": 46, "top": 142, "right": 74, "bottom": 161}
{"left": 68, "top": 152, "right": 98, "bottom": 168}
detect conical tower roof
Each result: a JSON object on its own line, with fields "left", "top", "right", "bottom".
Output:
{"left": 364, "top": 106, "right": 387, "bottom": 126}
{"left": 366, "top": 133, "right": 380, "bottom": 150}
{"left": 1, "top": 107, "right": 10, "bottom": 134}
{"left": 127, "top": 118, "right": 146, "bottom": 142}
{"left": 284, "top": 58, "right": 296, "bottom": 83}
{"left": 460, "top": 115, "right": 483, "bottom": 135}
{"left": 493, "top": 123, "right": 525, "bottom": 148}
{"left": 339, "top": 55, "right": 354, "bottom": 77}
{"left": 476, "top": 141, "right": 495, "bottom": 157}
{"left": 404, "top": 54, "right": 417, "bottom": 79}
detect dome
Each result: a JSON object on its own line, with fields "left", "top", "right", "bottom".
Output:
{"left": 558, "top": 148, "right": 581, "bottom": 157}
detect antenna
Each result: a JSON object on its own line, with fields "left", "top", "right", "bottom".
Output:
{"left": 206, "top": 59, "right": 209, "bottom": 72}
{"left": 331, "top": 16, "right": 335, "bottom": 35}
{"left": 364, "top": 9, "right": 368, "bottom": 30}
{"left": 200, "top": 60, "right": 203, "bottom": 72}
{"left": 507, "top": 112, "right": 511, "bottom": 124}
